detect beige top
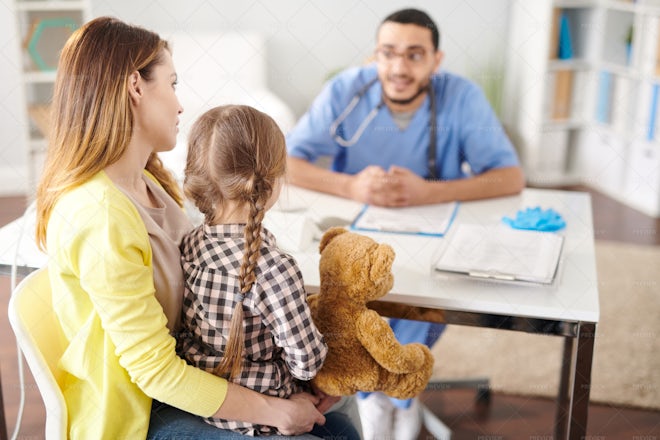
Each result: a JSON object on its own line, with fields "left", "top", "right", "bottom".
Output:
{"left": 119, "top": 174, "right": 192, "bottom": 331}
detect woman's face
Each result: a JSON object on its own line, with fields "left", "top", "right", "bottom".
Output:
{"left": 133, "top": 49, "right": 183, "bottom": 153}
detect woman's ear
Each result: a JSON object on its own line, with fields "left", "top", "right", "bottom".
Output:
{"left": 127, "top": 71, "right": 142, "bottom": 105}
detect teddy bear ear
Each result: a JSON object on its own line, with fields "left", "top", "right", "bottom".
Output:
{"left": 369, "top": 243, "right": 395, "bottom": 282}
{"left": 319, "top": 227, "right": 348, "bottom": 254}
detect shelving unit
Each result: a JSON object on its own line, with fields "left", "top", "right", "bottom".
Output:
{"left": 504, "top": 0, "right": 660, "bottom": 217}
{"left": 13, "top": 0, "right": 91, "bottom": 193}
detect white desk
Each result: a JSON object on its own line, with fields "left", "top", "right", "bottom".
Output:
{"left": 0, "top": 187, "right": 599, "bottom": 439}
{"left": 267, "top": 186, "right": 599, "bottom": 440}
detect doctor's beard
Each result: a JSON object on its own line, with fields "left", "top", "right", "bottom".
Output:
{"left": 383, "top": 79, "right": 431, "bottom": 106}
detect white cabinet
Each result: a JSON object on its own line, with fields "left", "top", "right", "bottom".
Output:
{"left": 504, "top": 0, "right": 660, "bottom": 217}
{"left": 503, "top": 1, "right": 598, "bottom": 186}
{"left": 624, "top": 140, "right": 660, "bottom": 215}
{"left": 12, "top": 0, "right": 91, "bottom": 194}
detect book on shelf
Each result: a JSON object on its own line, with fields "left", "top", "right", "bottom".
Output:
{"left": 640, "top": 15, "right": 660, "bottom": 77}
{"left": 648, "top": 83, "right": 659, "bottom": 142}
{"left": 552, "top": 69, "right": 574, "bottom": 120}
{"left": 570, "top": 70, "right": 589, "bottom": 121}
{"left": 548, "top": 9, "right": 574, "bottom": 60}
{"left": 549, "top": 8, "right": 561, "bottom": 59}
{"left": 543, "top": 71, "right": 554, "bottom": 120}
{"left": 558, "top": 11, "right": 574, "bottom": 60}
{"left": 611, "top": 74, "right": 633, "bottom": 133}
{"left": 634, "top": 80, "right": 660, "bottom": 141}
{"left": 596, "top": 71, "right": 613, "bottom": 124}
{"left": 657, "top": 32, "right": 660, "bottom": 77}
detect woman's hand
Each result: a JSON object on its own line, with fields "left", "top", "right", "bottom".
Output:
{"left": 214, "top": 383, "right": 325, "bottom": 435}
{"left": 276, "top": 392, "right": 326, "bottom": 435}
{"left": 311, "top": 382, "right": 341, "bottom": 414}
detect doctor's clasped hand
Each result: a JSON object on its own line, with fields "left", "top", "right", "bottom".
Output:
{"left": 344, "top": 164, "right": 431, "bottom": 207}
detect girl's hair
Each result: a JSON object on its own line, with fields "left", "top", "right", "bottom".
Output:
{"left": 184, "top": 105, "right": 286, "bottom": 379}
{"left": 35, "top": 16, "right": 183, "bottom": 250}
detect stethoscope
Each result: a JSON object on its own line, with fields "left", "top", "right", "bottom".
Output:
{"left": 329, "top": 77, "right": 438, "bottom": 179}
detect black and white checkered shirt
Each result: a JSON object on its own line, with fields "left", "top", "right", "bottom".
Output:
{"left": 176, "top": 223, "right": 328, "bottom": 435}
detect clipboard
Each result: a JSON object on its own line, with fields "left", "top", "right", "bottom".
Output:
{"left": 351, "top": 202, "right": 459, "bottom": 237}
{"left": 433, "top": 223, "right": 564, "bottom": 285}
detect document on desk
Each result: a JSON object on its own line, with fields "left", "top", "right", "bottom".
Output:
{"left": 433, "top": 224, "right": 564, "bottom": 285}
{"left": 351, "top": 201, "right": 459, "bottom": 236}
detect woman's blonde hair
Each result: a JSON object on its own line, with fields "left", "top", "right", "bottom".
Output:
{"left": 35, "top": 16, "right": 183, "bottom": 250}
{"left": 184, "top": 105, "right": 286, "bottom": 380}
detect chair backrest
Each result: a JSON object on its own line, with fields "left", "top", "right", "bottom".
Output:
{"left": 8, "top": 267, "right": 68, "bottom": 440}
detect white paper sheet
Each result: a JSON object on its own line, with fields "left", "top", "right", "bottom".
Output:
{"left": 434, "top": 223, "right": 564, "bottom": 284}
{"left": 351, "top": 202, "right": 459, "bottom": 236}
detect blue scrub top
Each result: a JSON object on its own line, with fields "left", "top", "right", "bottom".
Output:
{"left": 286, "top": 64, "right": 519, "bottom": 179}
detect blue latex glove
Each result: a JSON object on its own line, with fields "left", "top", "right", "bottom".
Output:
{"left": 502, "top": 207, "right": 566, "bottom": 232}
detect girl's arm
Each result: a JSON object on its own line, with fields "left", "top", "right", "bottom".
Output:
{"left": 258, "top": 255, "right": 328, "bottom": 379}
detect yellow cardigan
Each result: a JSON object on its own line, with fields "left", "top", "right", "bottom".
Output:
{"left": 46, "top": 171, "right": 228, "bottom": 439}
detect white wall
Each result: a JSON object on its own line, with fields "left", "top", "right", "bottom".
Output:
{"left": 92, "top": 0, "right": 511, "bottom": 117}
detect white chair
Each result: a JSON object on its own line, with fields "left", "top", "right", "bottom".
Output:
{"left": 8, "top": 267, "right": 67, "bottom": 440}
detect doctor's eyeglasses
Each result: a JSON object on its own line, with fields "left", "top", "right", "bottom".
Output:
{"left": 374, "top": 47, "right": 430, "bottom": 65}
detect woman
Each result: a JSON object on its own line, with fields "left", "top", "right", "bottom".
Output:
{"left": 35, "top": 16, "right": 349, "bottom": 439}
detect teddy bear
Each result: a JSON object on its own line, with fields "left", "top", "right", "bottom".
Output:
{"left": 307, "top": 227, "right": 434, "bottom": 399}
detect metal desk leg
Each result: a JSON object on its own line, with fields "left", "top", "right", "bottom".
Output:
{"left": 555, "top": 322, "right": 596, "bottom": 439}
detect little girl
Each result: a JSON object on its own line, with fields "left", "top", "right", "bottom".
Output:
{"left": 176, "top": 105, "right": 359, "bottom": 438}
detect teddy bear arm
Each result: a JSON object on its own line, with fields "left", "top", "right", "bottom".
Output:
{"left": 356, "top": 310, "right": 430, "bottom": 374}
{"left": 307, "top": 293, "right": 319, "bottom": 311}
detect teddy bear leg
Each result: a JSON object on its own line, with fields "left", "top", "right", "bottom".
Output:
{"left": 313, "top": 369, "right": 359, "bottom": 397}
{"left": 379, "top": 365, "right": 433, "bottom": 400}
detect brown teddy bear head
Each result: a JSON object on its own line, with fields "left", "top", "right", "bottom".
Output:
{"left": 319, "top": 227, "right": 395, "bottom": 302}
